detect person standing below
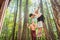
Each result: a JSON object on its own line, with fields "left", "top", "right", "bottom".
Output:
{"left": 29, "top": 6, "right": 45, "bottom": 38}
{"left": 28, "top": 21, "right": 36, "bottom": 40}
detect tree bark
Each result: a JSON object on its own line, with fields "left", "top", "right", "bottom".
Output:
{"left": 0, "top": 0, "right": 10, "bottom": 34}
{"left": 17, "top": 0, "right": 22, "bottom": 40}
{"left": 11, "top": 0, "right": 18, "bottom": 40}
{"left": 40, "top": 0, "right": 51, "bottom": 40}
{"left": 50, "top": 0, "right": 60, "bottom": 40}
{"left": 45, "top": 0, "right": 56, "bottom": 40}
{"left": 21, "top": 0, "right": 28, "bottom": 40}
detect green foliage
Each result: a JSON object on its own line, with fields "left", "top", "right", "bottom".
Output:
{"left": 0, "top": 0, "right": 58, "bottom": 40}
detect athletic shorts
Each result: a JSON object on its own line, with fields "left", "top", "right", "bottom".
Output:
{"left": 37, "top": 21, "right": 43, "bottom": 28}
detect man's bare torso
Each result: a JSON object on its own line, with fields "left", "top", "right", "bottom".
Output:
{"left": 30, "top": 24, "right": 36, "bottom": 30}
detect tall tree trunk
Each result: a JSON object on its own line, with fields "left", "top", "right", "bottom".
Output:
{"left": 15, "top": 32, "right": 17, "bottom": 40}
{"left": 0, "top": 0, "right": 10, "bottom": 34}
{"left": 17, "top": 0, "right": 22, "bottom": 40}
{"left": 21, "top": 0, "right": 28, "bottom": 40}
{"left": 11, "top": 0, "right": 18, "bottom": 40}
{"left": 47, "top": 14, "right": 56, "bottom": 40}
{"left": 40, "top": 0, "right": 51, "bottom": 40}
{"left": 50, "top": 0, "right": 60, "bottom": 40}
{"left": 45, "top": 0, "right": 56, "bottom": 40}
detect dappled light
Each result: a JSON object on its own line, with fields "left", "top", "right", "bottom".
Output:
{"left": 0, "top": 0, "right": 60, "bottom": 40}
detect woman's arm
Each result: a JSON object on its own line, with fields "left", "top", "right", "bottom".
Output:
{"left": 33, "top": 6, "right": 43, "bottom": 17}
{"left": 33, "top": 6, "right": 40, "bottom": 14}
{"left": 33, "top": 8, "right": 39, "bottom": 14}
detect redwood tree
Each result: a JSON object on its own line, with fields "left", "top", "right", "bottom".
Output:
{"left": 11, "top": 0, "right": 18, "bottom": 40}
{"left": 50, "top": 0, "right": 60, "bottom": 40}
{"left": 21, "top": 0, "right": 28, "bottom": 40}
{"left": 40, "top": 0, "right": 51, "bottom": 40}
{"left": 17, "top": 0, "right": 22, "bottom": 40}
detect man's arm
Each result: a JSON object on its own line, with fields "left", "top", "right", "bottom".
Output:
{"left": 34, "top": 23, "right": 37, "bottom": 29}
{"left": 27, "top": 23, "right": 30, "bottom": 29}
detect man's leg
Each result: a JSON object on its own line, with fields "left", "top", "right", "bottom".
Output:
{"left": 31, "top": 30, "right": 36, "bottom": 40}
{"left": 34, "top": 37, "right": 36, "bottom": 40}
